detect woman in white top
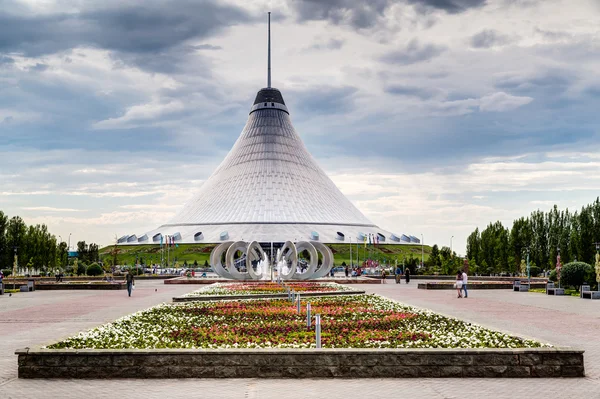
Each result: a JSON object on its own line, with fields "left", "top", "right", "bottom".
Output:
{"left": 455, "top": 270, "right": 463, "bottom": 298}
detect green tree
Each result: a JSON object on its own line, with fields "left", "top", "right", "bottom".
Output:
{"left": 466, "top": 228, "right": 481, "bottom": 265}
{"left": 77, "top": 241, "right": 88, "bottom": 263}
{"left": 428, "top": 244, "right": 440, "bottom": 269}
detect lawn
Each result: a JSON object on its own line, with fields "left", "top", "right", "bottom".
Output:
{"left": 100, "top": 243, "right": 431, "bottom": 267}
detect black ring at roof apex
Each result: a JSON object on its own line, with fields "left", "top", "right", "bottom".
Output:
{"left": 253, "top": 87, "right": 286, "bottom": 105}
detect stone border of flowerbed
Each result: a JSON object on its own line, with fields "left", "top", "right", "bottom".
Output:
{"left": 418, "top": 282, "right": 547, "bottom": 290}
{"left": 35, "top": 283, "right": 126, "bottom": 290}
{"left": 164, "top": 277, "right": 376, "bottom": 285}
{"left": 172, "top": 290, "right": 366, "bottom": 302}
{"left": 15, "top": 347, "right": 584, "bottom": 378}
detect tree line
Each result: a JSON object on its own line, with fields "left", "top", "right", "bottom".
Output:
{"left": 0, "top": 210, "right": 99, "bottom": 275}
{"left": 466, "top": 198, "right": 600, "bottom": 274}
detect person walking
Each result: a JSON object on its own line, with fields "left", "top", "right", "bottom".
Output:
{"left": 344, "top": 265, "right": 349, "bottom": 277}
{"left": 395, "top": 265, "right": 402, "bottom": 284}
{"left": 455, "top": 270, "right": 463, "bottom": 298}
{"left": 126, "top": 269, "right": 135, "bottom": 297}
{"left": 461, "top": 269, "right": 468, "bottom": 298}
{"left": 381, "top": 268, "right": 387, "bottom": 284}
{"left": 405, "top": 268, "right": 411, "bottom": 284}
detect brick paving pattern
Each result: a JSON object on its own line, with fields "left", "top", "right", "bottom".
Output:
{"left": 1, "top": 280, "right": 598, "bottom": 398}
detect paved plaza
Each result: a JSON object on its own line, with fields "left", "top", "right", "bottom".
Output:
{"left": 0, "top": 280, "right": 598, "bottom": 398}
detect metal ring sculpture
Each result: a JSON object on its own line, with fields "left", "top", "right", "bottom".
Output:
{"left": 226, "top": 241, "right": 252, "bottom": 280}
{"left": 310, "top": 241, "right": 334, "bottom": 279}
{"left": 211, "top": 241, "right": 235, "bottom": 279}
{"left": 246, "top": 241, "right": 266, "bottom": 280}
{"left": 208, "top": 240, "right": 334, "bottom": 280}
{"left": 293, "top": 241, "right": 319, "bottom": 280}
{"left": 277, "top": 241, "right": 298, "bottom": 280}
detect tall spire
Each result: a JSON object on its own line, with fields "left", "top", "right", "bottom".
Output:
{"left": 267, "top": 12, "right": 271, "bottom": 88}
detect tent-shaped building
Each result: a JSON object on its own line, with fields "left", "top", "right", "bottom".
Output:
{"left": 123, "top": 16, "right": 409, "bottom": 247}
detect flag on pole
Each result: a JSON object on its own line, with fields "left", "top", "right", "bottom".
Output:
{"left": 363, "top": 235, "right": 367, "bottom": 248}
{"left": 160, "top": 235, "right": 163, "bottom": 246}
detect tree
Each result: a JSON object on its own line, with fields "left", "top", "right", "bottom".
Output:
{"left": 77, "top": 241, "right": 88, "bottom": 263}
{"left": 428, "top": 244, "right": 440, "bottom": 269}
{"left": 466, "top": 228, "right": 481, "bottom": 265}
{"left": 88, "top": 243, "right": 99, "bottom": 263}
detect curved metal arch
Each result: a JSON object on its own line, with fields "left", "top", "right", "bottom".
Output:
{"left": 210, "top": 241, "right": 234, "bottom": 279}
{"left": 277, "top": 240, "right": 297, "bottom": 280}
{"left": 309, "top": 241, "right": 334, "bottom": 279}
{"left": 246, "top": 241, "right": 266, "bottom": 280}
{"left": 293, "top": 241, "right": 319, "bottom": 281}
{"left": 226, "top": 241, "right": 252, "bottom": 280}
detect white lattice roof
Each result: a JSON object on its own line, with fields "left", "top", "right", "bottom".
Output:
{"left": 128, "top": 88, "right": 405, "bottom": 244}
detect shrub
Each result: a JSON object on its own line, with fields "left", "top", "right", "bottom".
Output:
{"left": 76, "top": 262, "right": 87, "bottom": 276}
{"left": 529, "top": 266, "right": 541, "bottom": 277}
{"left": 1, "top": 269, "right": 12, "bottom": 277}
{"left": 341, "top": 261, "right": 346, "bottom": 266}
{"left": 86, "top": 263, "right": 103, "bottom": 276}
{"left": 549, "top": 269, "right": 557, "bottom": 282}
{"left": 560, "top": 262, "right": 593, "bottom": 288}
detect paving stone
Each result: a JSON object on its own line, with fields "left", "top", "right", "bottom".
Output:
{"left": 1, "top": 281, "right": 599, "bottom": 398}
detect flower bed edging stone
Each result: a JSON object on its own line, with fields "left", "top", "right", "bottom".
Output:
{"left": 172, "top": 290, "right": 366, "bottom": 302}
{"left": 418, "top": 282, "right": 547, "bottom": 290}
{"left": 34, "top": 283, "right": 126, "bottom": 290}
{"left": 15, "top": 347, "right": 584, "bottom": 378}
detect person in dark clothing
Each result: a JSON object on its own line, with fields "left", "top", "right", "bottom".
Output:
{"left": 405, "top": 268, "right": 411, "bottom": 284}
{"left": 344, "top": 265, "right": 349, "bottom": 277}
{"left": 126, "top": 270, "right": 135, "bottom": 297}
{"left": 395, "top": 266, "right": 402, "bottom": 284}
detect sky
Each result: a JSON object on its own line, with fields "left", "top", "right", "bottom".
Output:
{"left": 1, "top": 0, "right": 599, "bottom": 254}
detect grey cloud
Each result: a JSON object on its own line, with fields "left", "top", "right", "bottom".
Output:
{"left": 0, "top": 1, "right": 251, "bottom": 58}
{"left": 470, "top": 29, "right": 514, "bottom": 48}
{"left": 381, "top": 39, "right": 446, "bottom": 65}
{"left": 384, "top": 84, "right": 442, "bottom": 99}
{"left": 407, "top": 0, "right": 487, "bottom": 13}
{"left": 29, "top": 63, "right": 49, "bottom": 72}
{"left": 292, "top": 0, "right": 484, "bottom": 30}
{"left": 534, "top": 28, "right": 573, "bottom": 42}
{"left": 495, "top": 69, "right": 573, "bottom": 95}
{"left": 289, "top": 86, "right": 358, "bottom": 116}
{"left": 191, "top": 44, "right": 222, "bottom": 50}
{"left": 306, "top": 38, "right": 345, "bottom": 51}
{"left": 293, "top": 0, "right": 392, "bottom": 29}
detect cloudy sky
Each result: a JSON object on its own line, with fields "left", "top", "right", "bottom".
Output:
{"left": 1, "top": 0, "right": 599, "bottom": 253}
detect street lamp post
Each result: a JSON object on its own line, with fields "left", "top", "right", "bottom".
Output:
{"left": 526, "top": 247, "right": 530, "bottom": 287}
{"left": 349, "top": 237, "right": 352, "bottom": 268}
{"left": 58, "top": 235, "right": 63, "bottom": 271}
{"left": 421, "top": 234, "right": 424, "bottom": 269}
{"left": 68, "top": 233, "right": 71, "bottom": 251}
{"left": 451, "top": 236, "right": 454, "bottom": 256}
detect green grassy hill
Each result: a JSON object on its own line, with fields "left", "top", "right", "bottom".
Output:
{"left": 100, "top": 243, "right": 431, "bottom": 267}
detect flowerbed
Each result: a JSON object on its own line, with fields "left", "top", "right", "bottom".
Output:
{"left": 183, "top": 282, "right": 352, "bottom": 297}
{"left": 47, "top": 294, "right": 547, "bottom": 350}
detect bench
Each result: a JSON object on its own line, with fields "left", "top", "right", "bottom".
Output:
{"left": 513, "top": 280, "right": 529, "bottom": 292}
{"left": 580, "top": 285, "right": 600, "bottom": 299}
{"left": 546, "top": 282, "right": 565, "bottom": 296}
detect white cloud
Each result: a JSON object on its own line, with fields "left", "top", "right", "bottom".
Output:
{"left": 21, "top": 206, "right": 83, "bottom": 212}
{"left": 478, "top": 92, "right": 533, "bottom": 112}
